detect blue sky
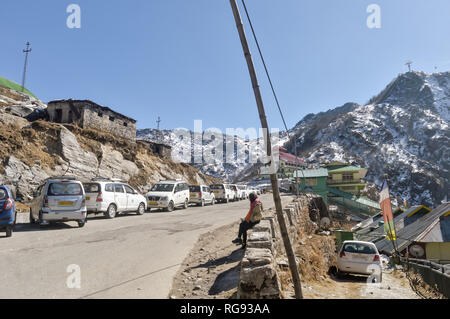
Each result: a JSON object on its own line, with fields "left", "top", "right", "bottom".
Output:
{"left": 1, "top": 0, "right": 449, "bottom": 133}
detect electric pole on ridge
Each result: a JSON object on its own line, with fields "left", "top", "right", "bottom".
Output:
{"left": 229, "top": 0, "right": 303, "bottom": 299}
{"left": 21, "top": 42, "right": 32, "bottom": 93}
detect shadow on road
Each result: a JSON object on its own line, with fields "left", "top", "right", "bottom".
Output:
{"left": 12, "top": 222, "right": 78, "bottom": 233}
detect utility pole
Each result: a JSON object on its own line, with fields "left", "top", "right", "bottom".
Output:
{"left": 405, "top": 61, "right": 413, "bottom": 72}
{"left": 156, "top": 116, "right": 161, "bottom": 130}
{"left": 229, "top": 0, "right": 303, "bottom": 299}
{"left": 21, "top": 42, "right": 32, "bottom": 93}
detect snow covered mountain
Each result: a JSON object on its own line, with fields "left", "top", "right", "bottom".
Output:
{"left": 285, "top": 71, "right": 449, "bottom": 207}
{"left": 136, "top": 128, "right": 288, "bottom": 181}
{"left": 138, "top": 71, "right": 448, "bottom": 207}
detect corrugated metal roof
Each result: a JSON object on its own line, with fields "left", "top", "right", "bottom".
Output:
{"left": 294, "top": 168, "right": 329, "bottom": 178}
{"left": 376, "top": 202, "right": 450, "bottom": 254}
{"left": 357, "top": 205, "right": 426, "bottom": 239}
{"left": 328, "top": 166, "right": 365, "bottom": 173}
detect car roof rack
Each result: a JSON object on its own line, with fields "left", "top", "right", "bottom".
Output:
{"left": 47, "top": 176, "right": 77, "bottom": 181}
{"left": 91, "top": 177, "right": 123, "bottom": 182}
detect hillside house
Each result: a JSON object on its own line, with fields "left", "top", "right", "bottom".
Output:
{"left": 137, "top": 139, "right": 172, "bottom": 159}
{"left": 259, "top": 147, "right": 304, "bottom": 179}
{"left": 376, "top": 202, "right": 450, "bottom": 260}
{"left": 294, "top": 168, "right": 329, "bottom": 203}
{"left": 326, "top": 162, "right": 368, "bottom": 196}
{"left": 47, "top": 99, "right": 136, "bottom": 140}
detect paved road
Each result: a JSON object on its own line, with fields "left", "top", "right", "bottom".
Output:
{"left": 0, "top": 193, "right": 293, "bottom": 299}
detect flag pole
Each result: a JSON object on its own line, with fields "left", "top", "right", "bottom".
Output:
{"left": 382, "top": 175, "right": 399, "bottom": 256}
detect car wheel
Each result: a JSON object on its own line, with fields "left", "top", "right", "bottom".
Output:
{"left": 78, "top": 219, "right": 86, "bottom": 228}
{"left": 105, "top": 204, "right": 117, "bottom": 219}
{"left": 29, "top": 209, "right": 35, "bottom": 224}
{"left": 137, "top": 203, "right": 145, "bottom": 215}
{"left": 183, "top": 199, "right": 189, "bottom": 209}
{"left": 166, "top": 201, "right": 175, "bottom": 212}
{"left": 5, "top": 226, "right": 12, "bottom": 238}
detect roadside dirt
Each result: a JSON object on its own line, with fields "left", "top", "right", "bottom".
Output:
{"left": 169, "top": 221, "right": 244, "bottom": 299}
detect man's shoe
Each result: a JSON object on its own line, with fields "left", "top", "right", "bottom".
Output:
{"left": 241, "top": 243, "right": 247, "bottom": 250}
{"left": 232, "top": 237, "right": 242, "bottom": 244}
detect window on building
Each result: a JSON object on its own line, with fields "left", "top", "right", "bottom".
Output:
{"left": 98, "top": 112, "right": 103, "bottom": 117}
{"left": 342, "top": 173, "right": 354, "bottom": 181}
{"left": 109, "top": 116, "right": 115, "bottom": 122}
{"left": 306, "top": 178, "right": 318, "bottom": 186}
{"left": 123, "top": 122, "right": 128, "bottom": 127}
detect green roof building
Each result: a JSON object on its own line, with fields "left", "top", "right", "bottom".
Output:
{"left": 294, "top": 168, "right": 329, "bottom": 203}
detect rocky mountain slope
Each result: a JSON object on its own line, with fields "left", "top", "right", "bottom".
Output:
{"left": 0, "top": 85, "right": 218, "bottom": 201}
{"left": 285, "top": 71, "right": 449, "bottom": 207}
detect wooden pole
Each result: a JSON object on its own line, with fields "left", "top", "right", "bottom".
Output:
{"left": 229, "top": 0, "right": 303, "bottom": 299}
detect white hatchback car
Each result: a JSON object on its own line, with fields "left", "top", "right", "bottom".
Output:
{"left": 236, "top": 185, "right": 248, "bottom": 200}
{"left": 189, "top": 185, "right": 215, "bottom": 206}
{"left": 146, "top": 180, "right": 190, "bottom": 212}
{"left": 30, "top": 177, "right": 87, "bottom": 227}
{"left": 337, "top": 240, "right": 382, "bottom": 282}
{"left": 210, "top": 184, "right": 236, "bottom": 203}
{"left": 83, "top": 179, "right": 147, "bottom": 219}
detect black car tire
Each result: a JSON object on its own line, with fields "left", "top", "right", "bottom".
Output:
{"left": 5, "top": 226, "right": 12, "bottom": 238}
{"left": 137, "top": 203, "right": 145, "bottom": 215}
{"left": 166, "top": 201, "right": 175, "bottom": 212}
{"left": 29, "top": 210, "right": 36, "bottom": 224}
{"left": 105, "top": 204, "right": 117, "bottom": 219}
{"left": 78, "top": 219, "right": 86, "bottom": 228}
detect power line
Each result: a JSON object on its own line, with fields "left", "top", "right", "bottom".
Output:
{"left": 240, "top": 0, "right": 303, "bottom": 196}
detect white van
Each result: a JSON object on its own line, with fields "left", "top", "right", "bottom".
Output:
{"left": 210, "top": 184, "right": 236, "bottom": 203}
{"left": 146, "top": 180, "right": 190, "bottom": 212}
{"left": 83, "top": 178, "right": 147, "bottom": 219}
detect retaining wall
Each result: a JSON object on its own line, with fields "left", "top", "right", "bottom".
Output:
{"left": 237, "top": 197, "right": 311, "bottom": 299}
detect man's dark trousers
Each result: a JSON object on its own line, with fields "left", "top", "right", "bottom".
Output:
{"left": 238, "top": 220, "right": 260, "bottom": 244}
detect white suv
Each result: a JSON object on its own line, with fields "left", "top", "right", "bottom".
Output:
{"left": 83, "top": 178, "right": 147, "bottom": 219}
{"left": 146, "top": 180, "right": 190, "bottom": 212}
{"left": 210, "top": 184, "right": 236, "bottom": 203}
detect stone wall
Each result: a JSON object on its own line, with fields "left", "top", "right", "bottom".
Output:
{"left": 47, "top": 100, "right": 136, "bottom": 140}
{"left": 237, "top": 198, "right": 307, "bottom": 299}
{"left": 82, "top": 106, "right": 136, "bottom": 140}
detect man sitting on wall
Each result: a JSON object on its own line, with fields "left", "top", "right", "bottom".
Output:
{"left": 232, "top": 192, "right": 263, "bottom": 249}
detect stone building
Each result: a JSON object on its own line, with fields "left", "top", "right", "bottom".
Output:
{"left": 137, "top": 139, "right": 172, "bottom": 159}
{"left": 47, "top": 99, "right": 136, "bottom": 140}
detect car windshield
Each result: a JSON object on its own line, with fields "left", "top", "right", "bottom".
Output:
{"left": 189, "top": 185, "right": 201, "bottom": 192}
{"left": 48, "top": 183, "right": 83, "bottom": 196}
{"left": 210, "top": 185, "right": 224, "bottom": 190}
{"left": 343, "top": 243, "right": 377, "bottom": 254}
{"left": 0, "top": 189, "right": 7, "bottom": 200}
{"left": 83, "top": 183, "right": 100, "bottom": 193}
{"left": 151, "top": 184, "right": 174, "bottom": 192}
